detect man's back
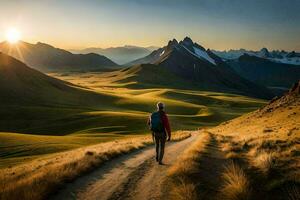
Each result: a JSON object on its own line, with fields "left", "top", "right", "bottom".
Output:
{"left": 148, "top": 102, "right": 171, "bottom": 164}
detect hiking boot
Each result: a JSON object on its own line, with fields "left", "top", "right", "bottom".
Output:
{"left": 158, "top": 161, "right": 163, "bottom": 165}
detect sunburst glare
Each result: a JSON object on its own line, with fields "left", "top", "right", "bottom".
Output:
{"left": 6, "top": 28, "right": 21, "bottom": 44}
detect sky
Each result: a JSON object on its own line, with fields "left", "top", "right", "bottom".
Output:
{"left": 0, "top": 0, "right": 299, "bottom": 51}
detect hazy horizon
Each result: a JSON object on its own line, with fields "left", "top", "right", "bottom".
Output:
{"left": 1, "top": 0, "right": 300, "bottom": 51}
{"left": 2, "top": 38, "right": 300, "bottom": 53}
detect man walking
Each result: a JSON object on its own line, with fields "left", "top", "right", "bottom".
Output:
{"left": 148, "top": 102, "right": 171, "bottom": 165}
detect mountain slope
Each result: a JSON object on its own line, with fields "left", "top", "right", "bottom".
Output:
{"left": 126, "top": 37, "right": 273, "bottom": 99}
{"left": 0, "top": 41, "right": 118, "bottom": 71}
{"left": 125, "top": 47, "right": 165, "bottom": 66}
{"left": 113, "top": 64, "right": 197, "bottom": 89}
{"left": 70, "top": 45, "right": 155, "bottom": 65}
{"left": 228, "top": 54, "right": 300, "bottom": 94}
{"left": 213, "top": 80, "right": 300, "bottom": 136}
{"left": 197, "top": 82, "right": 300, "bottom": 200}
{"left": 0, "top": 52, "right": 110, "bottom": 105}
{"left": 0, "top": 52, "right": 122, "bottom": 134}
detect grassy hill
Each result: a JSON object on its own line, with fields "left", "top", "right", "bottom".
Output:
{"left": 168, "top": 81, "right": 300, "bottom": 200}
{"left": 0, "top": 53, "right": 267, "bottom": 167}
{"left": 110, "top": 64, "right": 197, "bottom": 89}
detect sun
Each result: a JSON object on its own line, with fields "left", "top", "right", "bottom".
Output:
{"left": 6, "top": 28, "right": 21, "bottom": 44}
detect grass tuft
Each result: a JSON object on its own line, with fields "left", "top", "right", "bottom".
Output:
{"left": 252, "top": 151, "right": 276, "bottom": 176}
{"left": 171, "top": 177, "right": 198, "bottom": 200}
{"left": 220, "top": 162, "right": 251, "bottom": 200}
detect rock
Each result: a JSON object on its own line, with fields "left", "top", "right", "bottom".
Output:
{"left": 289, "top": 80, "right": 300, "bottom": 94}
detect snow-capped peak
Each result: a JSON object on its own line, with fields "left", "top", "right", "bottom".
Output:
{"left": 181, "top": 44, "right": 216, "bottom": 65}
{"left": 212, "top": 48, "right": 300, "bottom": 66}
{"left": 193, "top": 47, "right": 216, "bottom": 65}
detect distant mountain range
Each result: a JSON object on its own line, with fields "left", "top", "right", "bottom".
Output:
{"left": 227, "top": 54, "right": 300, "bottom": 95}
{"left": 211, "top": 47, "right": 300, "bottom": 95}
{"left": 0, "top": 41, "right": 118, "bottom": 72}
{"left": 122, "top": 37, "right": 273, "bottom": 99}
{"left": 70, "top": 45, "right": 159, "bottom": 65}
{"left": 212, "top": 48, "right": 300, "bottom": 65}
{"left": 1, "top": 38, "right": 298, "bottom": 98}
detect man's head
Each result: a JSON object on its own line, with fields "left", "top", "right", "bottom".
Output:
{"left": 157, "top": 102, "right": 165, "bottom": 111}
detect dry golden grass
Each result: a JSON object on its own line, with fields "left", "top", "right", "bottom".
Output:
{"left": 220, "top": 162, "right": 251, "bottom": 200}
{"left": 250, "top": 150, "right": 276, "bottom": 176}
{"left": 208, "top": 92, "right": 300, "bottom": 199}
{"left": 166, "top": 91, "right": 300, "bottom": 199}
{"left": 219, "top": 139, "right": 245, "bottom": 160}
{"left": 167, "top": 131, "right": 211, "bottom": 200}
{"left": 168, "top": 132, "right": 210, "bottom": 177}
{"left": 0, "top": 131, "right": 191, "bottom": 200}
{"left": 170, "top": 177, "right": 198, "bottom": 200}
{"left": 225, "top": 152, "right": 241, "bottom": 160}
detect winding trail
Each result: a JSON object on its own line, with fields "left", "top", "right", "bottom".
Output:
{"left": 51, "top": 134, "right": 197, "bottom": 200}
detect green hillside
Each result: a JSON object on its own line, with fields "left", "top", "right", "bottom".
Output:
{"left": 0, "top": 54, "right": 266, "bottom": 167}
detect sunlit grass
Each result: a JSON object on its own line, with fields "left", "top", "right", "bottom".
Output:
{"left": 167, "top": 131, "right": 211, "bottom": 200}
{"left": 220, "top": 162, "right": 251, "bottom": 200}
{"left": 0, "top": 131, "right": 191, "bottom": 200}
{"left": 0, "top": 71, "right": 266, "bottom": 169}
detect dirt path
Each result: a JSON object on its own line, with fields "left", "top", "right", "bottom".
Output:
{"left": 192, "top": 135, "right": 229, "bottom": 199}
{"left": 160, "top": 133, "right": 230, "bottom": 200}
{"left": 51, "top": 134, "right": 197, "bottom": 200}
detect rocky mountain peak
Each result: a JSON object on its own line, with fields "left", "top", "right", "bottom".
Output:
{"left": 260, "top": 47, "right": 269, "bottom": 52}
{"left": 286, "top": 51, "right": 300, "bottom": 58}
{"left": 167, "top": 39, "right": 178, "bottom": 47}
{"left": 182, "top": 37, "right": 194, "bottom": 46}
{"left": 259, "top": 47, "right": 271, "bottom": 58}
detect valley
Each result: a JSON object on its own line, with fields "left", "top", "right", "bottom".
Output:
{"left": 0, "top": 67, "right": 265, "bottom": 167}
{"left": 0, "top": 41, "right": 272, "bottom": 169}
{"left": 0, "top": 38, "right": 299, "bottom": 199}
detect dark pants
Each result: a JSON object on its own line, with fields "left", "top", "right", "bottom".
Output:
{"left": 154, "top": 132, "right": 166, "bottom": 162}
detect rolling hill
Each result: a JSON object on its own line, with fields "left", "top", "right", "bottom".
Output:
{"left": 0, "top": 52, "right": 266, "bottom": 135}
{"left": 0, "top": 52, "right": 115, "bottom": 105}
{"left": 110, "top": 64, "right": 197, "bottom": 89}
{"left": 0, "top": 52, "right": 268, "bottom": 167}
{"left": 0, "top": 41, "right": 118, "bottom": 71}
{"left": 0, "top": 52, "right": 121, "bottom": 134}
{"left": 125, "top": 37, "right": 274, "bottom": 99}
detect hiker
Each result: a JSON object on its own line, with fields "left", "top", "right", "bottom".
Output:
{"left": 148, "top": 102, "right": 171, "bottom": 165}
